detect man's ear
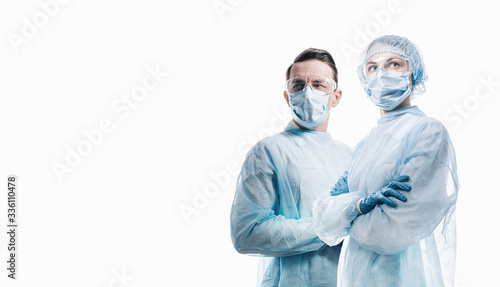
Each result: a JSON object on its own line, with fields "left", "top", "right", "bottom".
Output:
{"left": 284, "top": 91, "right": 291, "bottom": 107}
{"left": 330, "top": 89, "right": 342, "bottom": 107}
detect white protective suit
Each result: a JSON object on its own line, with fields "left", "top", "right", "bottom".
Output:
{"left": 314, "top": 106, "right": 459, "bottom": 287}
{"left": 231, "top": 121, "right": 352, "bottom": 286}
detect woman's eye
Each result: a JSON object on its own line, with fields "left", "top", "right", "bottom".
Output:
{"left": 389, "top": 62, "right": 400, "bottom": 68}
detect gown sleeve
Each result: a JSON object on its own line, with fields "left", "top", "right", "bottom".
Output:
{"left": 230, "top": 142, "right": 326, "bottom": 257}
{"left": 313, "top": 141, "right": 367, "bottom": 246}
{"left": 349, "top": 119, "right": 459, "bottom": 255}
{"left": 313, "top": 190, "right": 363, "bottom": 246}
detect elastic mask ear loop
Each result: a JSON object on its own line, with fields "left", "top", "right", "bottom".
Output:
{"left": 408, "top": 71, "right": 414, "bottom": 99}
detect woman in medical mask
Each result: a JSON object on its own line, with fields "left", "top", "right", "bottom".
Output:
{"left": 313, "top": 35, "right": 459, "bottom": 286}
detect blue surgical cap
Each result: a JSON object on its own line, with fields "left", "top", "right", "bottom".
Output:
{"left": 358, "top": 35, "right": 428, "bottom": 97}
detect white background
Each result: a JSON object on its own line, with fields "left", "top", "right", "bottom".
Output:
{"left": 0, "top": 0, "right": 498, "bottom": 286}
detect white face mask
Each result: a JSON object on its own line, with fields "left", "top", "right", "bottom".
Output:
{"left": 362, "top": 67, "right": 412, "bottom": 111}
{"left": 288, "top": 86, "right": 330, "bottom": 128}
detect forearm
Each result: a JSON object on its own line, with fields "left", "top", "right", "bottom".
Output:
{"left": 350, "top": 170, "right": 458, "bottom": 254}
{"left": 232, "top": 214, "right": 325, "bottom": 257}
{"left": 313, "top": 192, "right": 363, "bottom": 246}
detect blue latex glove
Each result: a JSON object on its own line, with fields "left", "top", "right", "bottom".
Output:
{"left": 358, "top": 175, "right": 412, "bottom": 214}
{"left": 330, "top": 171, "right": 349, "bottom": 196}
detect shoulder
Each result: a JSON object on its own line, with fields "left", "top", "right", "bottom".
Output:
{"left": 244, "top": 131, "right": 289, "bottom": 161}
{"left": 403, "top": 116, "right": 454, "bottom": 157}
{"left": 252, "top": 131, "right": 288, "bottom": 150}
{"left": 411, "top": 116, "right": 449, "bottom": 139}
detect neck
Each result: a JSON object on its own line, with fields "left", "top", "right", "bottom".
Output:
{"left": 293, "top": 119, "right": 328, "bottom": 132}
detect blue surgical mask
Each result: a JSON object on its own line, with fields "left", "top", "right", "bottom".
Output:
{"left": 288, "top": 85, "right": 330, "bottom": 129}
{"left": 362, "top": 67, "right": 412, "bottom": 111}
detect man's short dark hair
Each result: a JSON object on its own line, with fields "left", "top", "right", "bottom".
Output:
{"left": 286, "top": 48, "right": 338, "bottom": 85}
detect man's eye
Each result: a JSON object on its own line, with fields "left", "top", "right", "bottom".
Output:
{"left": 293, "top": 84, "right": 305, "bottom": 91}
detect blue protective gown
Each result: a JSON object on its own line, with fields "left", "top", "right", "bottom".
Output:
{"left": 314, "top": 107, "right": 459, "bottom": 287}
{"left": 230, "top": 121, "right": 352, "bottom": 287}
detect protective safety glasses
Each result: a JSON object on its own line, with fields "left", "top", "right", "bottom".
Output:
{"left": 363, "top": 57, "right": 412, "bottom": 78}
{"left": 286, "top": 76, "right": 336, "bottom": 94}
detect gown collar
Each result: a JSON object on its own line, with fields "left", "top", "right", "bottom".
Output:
{"left": 378, "top": 106, "right": 426, "bottom": 124}
{"left": 285, "top": 120, "right": 331, "bottom": 137}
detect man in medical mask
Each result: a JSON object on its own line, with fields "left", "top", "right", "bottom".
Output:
{"left": 230, "top": 48, "right": 352, "bottom": 286}
{"left": 314, "top": 35, "right": 459, "bottom": 286}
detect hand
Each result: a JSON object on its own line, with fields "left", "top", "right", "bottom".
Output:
{"left": 358, "top": 175, "right": 412, "bottom": 214}
{"left": 330, "top": 171, "right": 349, "bottom": 196}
